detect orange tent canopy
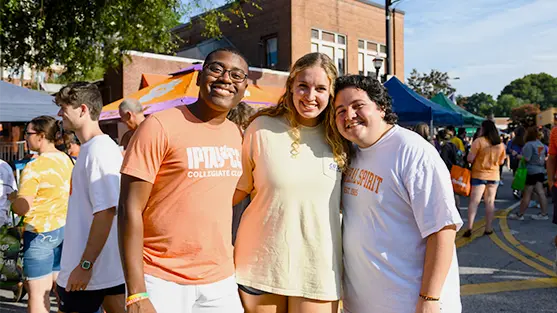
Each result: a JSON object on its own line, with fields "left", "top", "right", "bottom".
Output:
{"left": 141, "top": 73, "right": 171, "bottom": 88}
{"left": 101, "top": 66, "right": 284, "bottom": 120}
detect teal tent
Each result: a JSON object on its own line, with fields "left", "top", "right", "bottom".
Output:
{"left": 430, "top": 93, "right": 485, "bottom": 127}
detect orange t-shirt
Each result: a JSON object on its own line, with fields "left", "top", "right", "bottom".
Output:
{"left": 121, "top": 106, "right": 243, "bottom": 285}
{"left": 548, "top": 127, "right": 557, "bottom": 186}
{"left": 470, "top": 137, "right": 506, "bottom": 181}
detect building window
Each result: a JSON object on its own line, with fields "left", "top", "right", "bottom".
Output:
{"left": 338, "top": 48, "right": 345, "bottom": 75}
{"left": 310, "top": 28, "right": 347, "bottom": 75}
{"left": 311, "top": 43, "right": 318, "bottom": 53}
{"left": 338, "top": 35, "right": 346, "bottom": 45}
{"left": 380, "top": 44, "right": 387, "bottom": 54}
{"left": 322, "top": 31, "right": 335, "bottom": 42}
{"left": 311, "top": 29, "right": 319, "bottom": 39}
{"left": 358, "top": 39, "right": 387, "bottom": 80}
{"left": 358, "top": 52, "right": 364, "bottom": 75}
{"left": 264, "top": 36, "right": 278, "bottom": 68}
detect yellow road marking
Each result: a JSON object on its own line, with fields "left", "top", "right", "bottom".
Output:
{"left": 455, "top": 202, "right": 520, "bottom": 249}
{"left": 499, "top": 209, "right": 554, "bottom": 268}
{"left": 461, "top": 277, "right": 557, "bottom": 296}
{"left": 488, "top": 227, "right": 557, "bottom": 277}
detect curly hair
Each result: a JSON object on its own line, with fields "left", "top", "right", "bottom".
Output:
{"left": 248, "top": 52, "right": 350, "bottom": 170}
{"left": 333, "top": 75, "right": 398, "bottom": 125}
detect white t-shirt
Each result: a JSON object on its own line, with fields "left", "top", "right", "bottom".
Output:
{"left": 342, "top": 125, "right": 463, "bottom": 313}
{"left": 0, "top": 160, "right": 17, "bottom": 226}
{"left": 58, "top": 135, "right": 125, "bottom": 290}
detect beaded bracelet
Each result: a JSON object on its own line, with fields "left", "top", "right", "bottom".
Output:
{"left": 419, "top": 294, "right": 440, "bottom": 301}
{"left": 126, "top": 292, "right": 149, "bottom": 307}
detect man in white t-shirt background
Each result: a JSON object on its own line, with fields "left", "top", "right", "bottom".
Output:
{"left": 55, "top": 82, "right": 125, "bottom": 313}
{"left": 332, "top": 75, "right": 463, "bottom": 313}
{"left": 0, "top": 159, "right": 17, "bottom": 226}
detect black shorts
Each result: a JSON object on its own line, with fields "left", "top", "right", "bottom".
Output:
{"left": 526, "top": 173, "right": 545, "bottom": 186}
{"left": 238, "top": 284, "right": 269, "bottom": 296}
{"left": 56, "top": 283, "right": 125, "bottom": 313}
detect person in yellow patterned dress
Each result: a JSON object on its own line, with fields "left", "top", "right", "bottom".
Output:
{"left": 9, "top": 115, "right": 74, "bottom": 313}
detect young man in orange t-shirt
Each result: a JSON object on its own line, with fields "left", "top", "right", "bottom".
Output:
{"left": 118, "top": 48, "right": 249, "bottom": 313}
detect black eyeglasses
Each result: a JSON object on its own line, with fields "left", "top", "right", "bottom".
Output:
{"left": 204, "top": 62, "right": 248, "bottom": 83}
{"left": 24, "top": 131, "right": 38, "bottom": 137}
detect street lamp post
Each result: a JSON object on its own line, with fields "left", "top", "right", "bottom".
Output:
{"left": 385, "top": 0, "right": 401, "bottom": 78}
{"left": 373, "top": 57, "right": 383, "bottom": 82}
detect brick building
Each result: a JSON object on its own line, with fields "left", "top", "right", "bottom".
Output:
{"left": 174, "top": 0, "right": 404, "bottom": 79}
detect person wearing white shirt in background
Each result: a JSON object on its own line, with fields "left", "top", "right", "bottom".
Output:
{"left": 0, "top": 159, "right": 17, "bottom": 226}
{"left": 55, "top": 82, "right": 125, "bottom": 313}
{"left": 331, "top": 75, "right": 463, "bottom": 313}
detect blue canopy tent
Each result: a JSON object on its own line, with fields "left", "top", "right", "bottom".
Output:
{"left": 384, "top": 77, "right": 463, "bottom": 127}
{"left": 0, "top": 81, "right": 58, "bottom": 122}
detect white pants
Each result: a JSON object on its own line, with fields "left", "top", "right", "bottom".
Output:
{"left": 145, "top": 274, "right": 244, "bottom": 313}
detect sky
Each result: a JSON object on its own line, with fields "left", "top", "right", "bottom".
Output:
{"left": 382, "top": 0, "right": 557, "bottom": 97}
{"left": 185, "top": 0, "right": 557, "bottom": 98}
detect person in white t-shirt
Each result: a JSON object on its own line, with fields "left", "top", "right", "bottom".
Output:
{"left": 331, "top": 75, "right": 463, "bottom": 313}
{"left": 0, "top": 159, "right": 17, "bottom": 226}
{"left": 55, "top": 82, "right": 125, "bottom": 313}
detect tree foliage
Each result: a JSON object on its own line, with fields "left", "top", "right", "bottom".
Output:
{"left": 0, "top": 0, "right": 260, "bottom": 80}
{"left": 462, "top": 92, "right": 495, "bottom": 117}
{"left": 500, "top": 73, "right": 557, "bottom": 110}
{"left": 493, "top": 94, "right": 525, "bottom": 117}
{"left": 187, "top": 0, "right": 262, "bottom": 38}
{"left": 407, "top": 69, "right": 456, "bottom": 99}
{"left": 510, "top": 104, "right": 540, "bottom": 127}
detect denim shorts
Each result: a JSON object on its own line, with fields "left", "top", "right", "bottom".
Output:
{"left": 23, "top": 227, "right": 64, "bottom": 280}
{"left": 471, "top": 178, "right": 499, "bottom": 186}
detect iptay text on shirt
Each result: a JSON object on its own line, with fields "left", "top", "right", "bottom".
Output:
{"left": 186, "top": 145, "right": 242, "bottom": 178}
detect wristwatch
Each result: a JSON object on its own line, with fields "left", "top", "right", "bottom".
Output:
{"left": 80, "top": 260, "right": 93, "bottom": 271}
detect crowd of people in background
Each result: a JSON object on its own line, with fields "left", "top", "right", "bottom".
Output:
{"left": 0, "top": 47, "right": 556, "bottom": 313}
{"left": 413, "top": 116, "right": 557, "bottom": 276}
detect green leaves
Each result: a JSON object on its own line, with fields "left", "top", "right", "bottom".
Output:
{"left": 500, "top": 73, "right": 557, "bottom": 111}
{"left": 0, "top": 0, "right": 260, "bottom": 80}
{"left": 407, "top": 69, "right": 456, "bottom": 99}
{"left": 1, "top": 0, "right": 181, "bottom": 80}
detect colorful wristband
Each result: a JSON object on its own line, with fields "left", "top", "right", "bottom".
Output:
{"left": 126, "top": 292, "right": 149, "bottom": 307}
{"left": 419, "top": 294, "right": 440, "bottom": 301}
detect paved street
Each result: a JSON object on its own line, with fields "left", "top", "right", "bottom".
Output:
{"left": 459, "top": 168, "right": 557, "bottom": 312}
{"left": 1, "top": 169, "right": 556, "bottom": 313}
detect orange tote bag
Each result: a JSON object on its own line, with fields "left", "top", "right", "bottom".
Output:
{"left": 450, "top": 165, "right": 471, "bottom": 196}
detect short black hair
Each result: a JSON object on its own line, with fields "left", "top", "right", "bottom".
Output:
{"left": 334, "top": 75, "right": 397, "bottom": 125}
{"left": 204, "top": 47, "right": 249, "bottom": 69}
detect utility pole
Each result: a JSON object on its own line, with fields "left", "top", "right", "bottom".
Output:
{"left": 385, "top": 0, "right": 400, "bottom": 80}
{"left": 385, "top": 0, "right": 392, "bottom": 78}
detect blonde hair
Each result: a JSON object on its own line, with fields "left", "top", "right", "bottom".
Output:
{"left": 248, "top": 52, "right": 349, "bottom": 170}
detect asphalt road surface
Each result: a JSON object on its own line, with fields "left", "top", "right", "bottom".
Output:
{"left": 1, "top": 168, "right": 556, "bottom": 313}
